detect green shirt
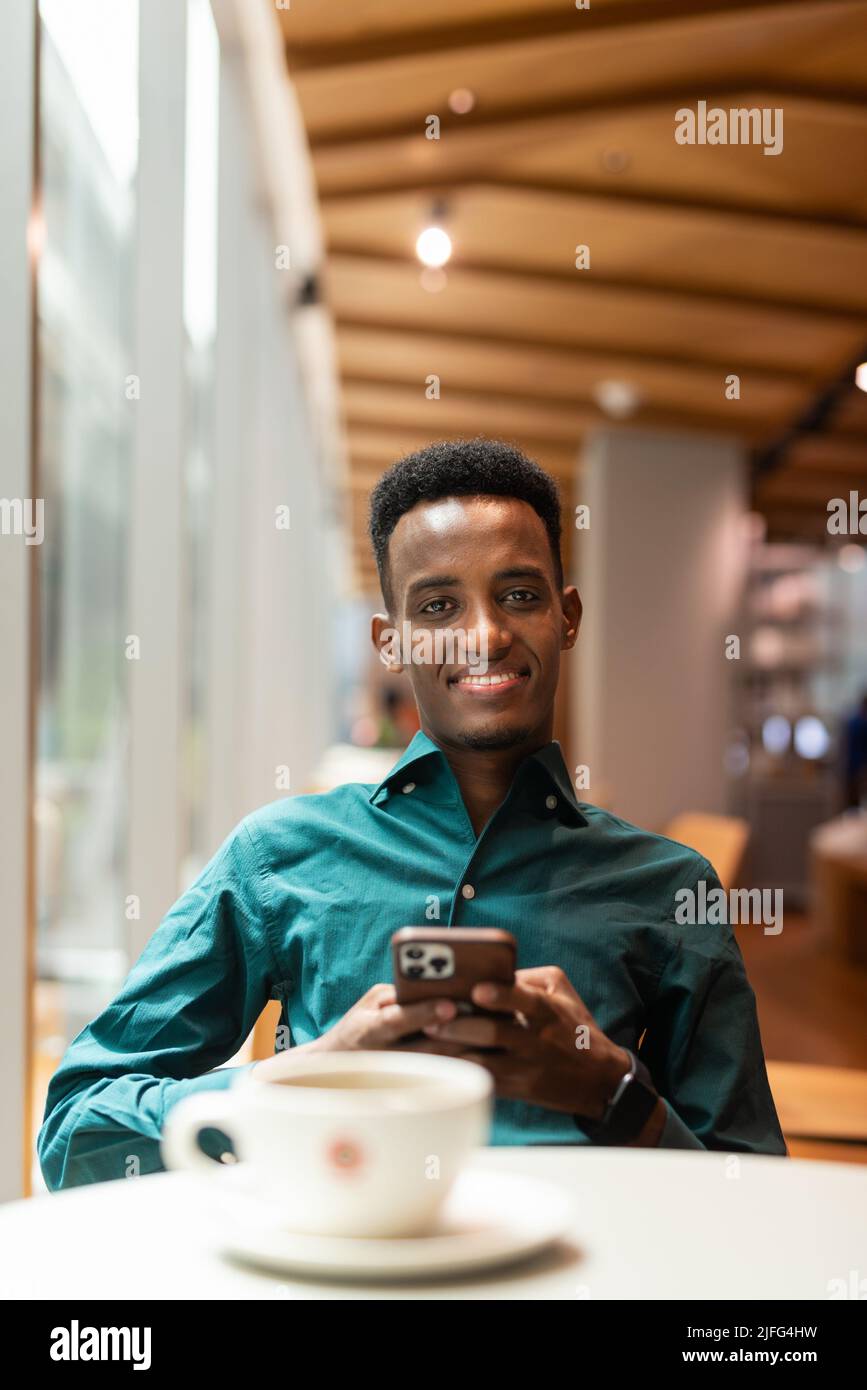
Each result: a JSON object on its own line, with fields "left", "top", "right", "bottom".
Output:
{"left": 39, "top": 730, "right": 786, "bottom": 1188}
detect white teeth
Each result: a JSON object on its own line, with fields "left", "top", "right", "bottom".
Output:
{"left": 456, "top": 670, "right": 523, "bottom": 686}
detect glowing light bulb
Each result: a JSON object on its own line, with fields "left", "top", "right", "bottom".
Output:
{"left": 762, "top": 715, "right": 791, "bottom": 756}
{"left": 416, "top": 226, "right": 452, "bottom": 268}
{"left": 593, "top": 379, "right": 642, "bottom": 420}
{"left": 794, "top": 716, "right": 830, "bottom": 760}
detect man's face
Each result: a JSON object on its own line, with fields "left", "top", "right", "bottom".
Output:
{"left": 372, "top": 495, "right": 581, "bottom": 752}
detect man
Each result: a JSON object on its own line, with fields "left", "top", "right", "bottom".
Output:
{"left": 39, "top": 439, "right": 786, "bottom": 1189}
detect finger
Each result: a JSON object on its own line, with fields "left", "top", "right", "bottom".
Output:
{"left": 515, "top": 965, "right": 591, "bottom": 1015}
{"left": 514, "top": 967, "right": 561, "bottom": 989}
{"left": 515, "top": 965, "right": 573, "bottom": 996}
{"left": 478, "top": 970, "right": 594, "bottom": 1027}
{"left": 367, "top": 983, "right": 397, "bottom": 1006}
{"left": 422, "top": 1014, "right": 536, "bottom": 1053}
{"left": 469, "top": 979, "right": 555, "bottom": 1024}
{"left": 370, "top": 996, "right": 457, "bottom": 1045}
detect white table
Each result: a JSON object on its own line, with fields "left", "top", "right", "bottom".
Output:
{"left": 3, "top": 1148, "right": 865, "bottom": 1300}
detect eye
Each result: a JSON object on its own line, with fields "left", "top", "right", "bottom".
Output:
{"left": 419, "top": 597, "right": 455, "bottom": 615}
{"left": 504, "top": 588, "right": 539, "bottom": 603}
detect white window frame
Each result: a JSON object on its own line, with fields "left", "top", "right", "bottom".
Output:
{"left": 0, "top": 2, "right": 37, "bottom": 1201}
{"left": 126, "top": 0, "right": 189, "bottom": 959}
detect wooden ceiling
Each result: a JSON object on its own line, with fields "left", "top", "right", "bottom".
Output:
{"left": 279, "top": 0, "right": 867, "bottom": 591}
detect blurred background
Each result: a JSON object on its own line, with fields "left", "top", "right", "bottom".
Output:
{"left": 1, "top": 0, "right": 866, "bottom": 1200}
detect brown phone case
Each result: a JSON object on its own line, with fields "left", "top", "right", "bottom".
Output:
{"left": 391, "top": 927, "right": 517, "bottom": 1012}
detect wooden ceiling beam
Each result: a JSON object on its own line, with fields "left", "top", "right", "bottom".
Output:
{"left": 317, "top": 170, "right": 867, "bottom": 236}
{"left": 304, "top": 80, "right": 867, "bottom": 151}
{"left": 760, "top": 508, "right": 837, "bottom": 540}
{"left": 325, "top": 242, "right": 867, "bottom": 327}
{"left": 334, "top": 316, "right": 821, "bottom": 389}
{"left": 826, "top": 391, "right": 867, "bottom": 436}
{"left": 335, "top": 323, "right": 806, "bottom": 425}
{"left": 282, "top": 0, "right": 826, "bottom": 74}
{"left": 756, "top": 470, "right": 867, "bottom": 503}
{"left": 289, "top": 0, "right": 867, "bottom": 144}
{"left": 340, "top": 380, "right": 602, "bottom": 446}
{"left": 344, "top": 423, "right": 554, "bottom": 463}
{"left": 753, "top": 491, "right": 843, "bottom": 515}
{"left": 326, "top": 255, "right": 861, "bottom": 376}
{"left": 787, "top": 436, "right": 867, "bottom": 470}
{"left": 343, "top": 425, "right": 579, "bottom": 482}
{"left": 310, "top": 87, "right": 867, "bottom": 230}
{"left": 341, "top": 373, "right": 778, "bottom": 443}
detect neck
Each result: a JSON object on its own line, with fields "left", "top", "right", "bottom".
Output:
{"left": 423, "top": 720, "right": 554, "bottom": 838}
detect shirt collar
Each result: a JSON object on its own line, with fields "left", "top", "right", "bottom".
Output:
{"left": 368, "top": 729, "right": 588, "bottom": 827}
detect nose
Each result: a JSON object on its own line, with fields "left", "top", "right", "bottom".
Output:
{"left": 464, "top": 599, "right": 513, "bottom": 662}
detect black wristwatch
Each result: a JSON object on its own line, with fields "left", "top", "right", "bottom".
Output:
{"left": 573, "top": 1048, "right": 659, "bottom": 1145}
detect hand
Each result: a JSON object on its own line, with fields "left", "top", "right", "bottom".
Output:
{"left": 401, "top": 965, "right": 664, "bottom": 1144}
{"left": 251, "top": 984, "right": 458, "bottom": 1081}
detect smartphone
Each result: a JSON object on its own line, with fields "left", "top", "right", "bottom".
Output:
{"left": 391, "top": 926, "right": 517, "bottom": 1016}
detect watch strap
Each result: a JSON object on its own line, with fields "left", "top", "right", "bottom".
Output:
{"left": 574, "top": 1048, "right": 659, "bottom": 1145}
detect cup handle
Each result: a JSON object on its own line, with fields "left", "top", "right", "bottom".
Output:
{"left": 161, "top": 1091, "right": 241, "bottom": 1177}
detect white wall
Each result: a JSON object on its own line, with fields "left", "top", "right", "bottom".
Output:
{"left": 575, "top": 428, "right": 748, "bottom": 831}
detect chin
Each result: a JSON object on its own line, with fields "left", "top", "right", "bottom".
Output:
{"left": 457, "top": 723, "right": 534, "bottom": 751}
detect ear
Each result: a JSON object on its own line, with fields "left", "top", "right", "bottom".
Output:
{"left": 561, "top": 586, "right": 582, "bottom": 649}
{"left": 371, "top": 612, "right": 404, "bottom": 672}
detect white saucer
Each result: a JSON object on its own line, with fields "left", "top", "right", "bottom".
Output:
{"left": 205, "top": 1164, "right": 575, "bottom": 1281}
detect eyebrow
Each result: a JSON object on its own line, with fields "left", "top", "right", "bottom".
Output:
{"left": 493, "top": 566, "right": 549, "bottom": 584}
{"left": 406, "top": 565, "right": 549, "bottom": 598}
{"left": 406, "top": 574, "right": 461, "bottom": 598}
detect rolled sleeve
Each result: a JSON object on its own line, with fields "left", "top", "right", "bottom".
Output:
{"left": 657, "top": 1097, "right": 706, "bottom": 1149}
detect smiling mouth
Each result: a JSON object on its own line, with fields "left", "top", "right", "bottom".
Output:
{"left": 449, "top": 668, "right": 530, "bottom": 695}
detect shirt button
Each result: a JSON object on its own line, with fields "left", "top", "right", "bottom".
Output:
{"left": 545, "top": 794, "right": 558, "bottom": 810}
{"left": 402, "top": 782, "right": 416, "bottom": 794}
{"left": 461, "top": 883, "right": 475, "bottom": 900}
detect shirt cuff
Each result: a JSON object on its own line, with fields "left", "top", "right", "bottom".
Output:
{"left": 657, "top": 1097, "right": 705, "bottom": 1149}
{"left": 160, "top": 1062, "right": 259, "bottom": 1124}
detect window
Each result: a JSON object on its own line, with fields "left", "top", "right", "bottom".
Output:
{"left": 33, "top": 0, "right": 141, "bottom": 1150}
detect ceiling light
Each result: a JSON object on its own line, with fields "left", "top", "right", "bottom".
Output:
{"left": 593, "top": 379, "right": 642, "bottom": 420}
{"left": 448, "top": 88, "right": 475, "bottom": 115}
{"left": 416, "top": 226, "right": 452, "bottom": 268}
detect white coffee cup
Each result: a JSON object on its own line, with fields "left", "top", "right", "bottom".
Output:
{"left": 161, "top": 1050, "right": 493, "bottom": 1238}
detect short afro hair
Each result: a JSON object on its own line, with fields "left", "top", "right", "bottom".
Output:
{"left": 368, "top": 438, "right": 564, "bottom": 610}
